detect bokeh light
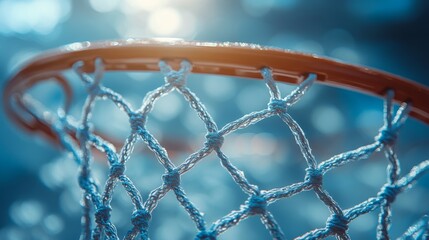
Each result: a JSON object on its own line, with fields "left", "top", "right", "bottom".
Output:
{"left": 121, "top": 0, "right": 170, "bottom": 13}
{"left": 312, "top": 106, "right": 345, "bottom": 134}
{"left": 0, "top": 0, "right": 70, "bottom": 35}
{"left": 148, "top": 8, "right": 183, "bottom": 36}
{"left": 89, "top": 0, "right": 120, "bottom": 13}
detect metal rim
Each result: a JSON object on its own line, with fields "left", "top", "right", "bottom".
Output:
{"left": 4, "top": 39, "right": 429, "bottom": 142}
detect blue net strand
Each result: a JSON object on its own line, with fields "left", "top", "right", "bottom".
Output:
{"left": 178, "top": 86, "right": 218, "bottom": 133}
{"left": 173, "top": 186, "right": 207, "bottom": 231}
{"left": 137, "top": 127, "right": 175, "bottom": 171}
{"left": 216, "top": 148, "right": 260, "bottom": 196}
{"left": 282, "top": 74, "right": 317, "bottom": 107}
{"left": 262, "top": 67, "right": 282, "bottom": 100}
{"left": 260, "top": 211, "right": 285, "bottom": 240}
{"left": 377, "top": 90, "right": 401, "bottom": 240}
{"left": 195, "top": 230, "right": 216, "bottom": 240}
{"left": 263, "top": 182, "right": 310, "bottom": 204}
{"left": 210, "top": 205, "right": 250, "bottom": 235}
{"left": 21, "top": 58, "right": 429, "bottom": 240}
{"left": 177, "top": 145, "right": 212, "bottom": 174}
{"left": 219, "top": 109, "right": 276, "bottom": 135}
{"left": 398, "top": 215, "right": 429, "bottom": 240}
{"left": 81, "top": 193, "right": 92, "bottom": 240}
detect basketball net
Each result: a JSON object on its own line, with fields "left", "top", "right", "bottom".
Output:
{"left": 5, "top": 41, "right": 429, "bottom": 240}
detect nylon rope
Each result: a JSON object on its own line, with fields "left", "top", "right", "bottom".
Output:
{"left": 21, "top": 59, "right": 429, "bottom": 240}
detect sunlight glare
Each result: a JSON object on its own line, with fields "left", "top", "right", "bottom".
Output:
{"left": 122, "top": 0, "right": 170, "bottom": 13}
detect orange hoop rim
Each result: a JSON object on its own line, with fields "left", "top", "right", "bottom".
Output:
{"left": 4, "top": 38, "right": 429, "bottom": 142}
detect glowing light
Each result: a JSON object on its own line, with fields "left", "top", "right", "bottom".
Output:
{"left": 356, "top": 110, "right": 383, "bottom": 137}
{"left": 64, "top": 41, "right": 91, "bottom": 51}
{"left": 43, "top": 215, "right": 64, "bottom": 234}
{"left": 122, "top": 0, "right": 170, "bottom": 13}
{"left": 39, "top": 155, "right": 75, "bottom": 189}
{"left": 251, "top": 133, "right": 277, "bottom": 156}
{"left": 150, "top": 37, "right": 185, "bottom": 43}
{"left": 0, "top": 0, "right": 71, "bottom": 35}
{"left": 10, "top": 200, "right": 44, "bottom": 227}
{"left": 312, "top": 106, "right": 345, "bottom": 134}
{"left": 148, "top": 8, "right": 183, "bottom": 36}
{"left": 59, "top": 190, "right": 81, "bottom": 215}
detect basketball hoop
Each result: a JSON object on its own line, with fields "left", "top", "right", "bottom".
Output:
{"left": 4, "top": 39, "right": 429, "bottom": 239}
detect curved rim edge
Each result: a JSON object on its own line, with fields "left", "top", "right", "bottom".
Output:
{"left": 4, "top": 39, "right": 429, "bottom": 142}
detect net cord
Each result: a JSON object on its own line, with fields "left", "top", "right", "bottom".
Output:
{"left": 17, "top": 58, "right": 429, "bottom": 240}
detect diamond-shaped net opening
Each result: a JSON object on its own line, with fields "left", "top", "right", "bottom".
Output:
{"left": 19, "top": 58, "right": 429, "bottom": 240}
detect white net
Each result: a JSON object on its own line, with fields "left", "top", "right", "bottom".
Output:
{"left": 17, "top": 57, "right": 429, "bottom": 240}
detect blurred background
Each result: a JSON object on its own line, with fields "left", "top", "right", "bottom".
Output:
{"left": 1, "top": 0, "right": 429, "bottom": 239}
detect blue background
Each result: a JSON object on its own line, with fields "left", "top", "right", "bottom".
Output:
{"left": 1, "top": 0, "right": 429, "bottom": 239}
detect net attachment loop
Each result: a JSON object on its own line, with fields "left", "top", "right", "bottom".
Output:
{"left": 375, "top": 89, "right": 411, "bottom": 146}
{"left": 159, "top": 59, "right": 192, "bottom": 88}
{"left": 4, "top": 40, "right": 429, "bottom": 146}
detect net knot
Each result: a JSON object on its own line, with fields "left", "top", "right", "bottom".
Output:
{"left": 247, "top": 195, "right": 267, "bottom": 215}
{"left": 376, "top": 127, "right": 397, "bottom": 145}
{"left": 77, "top": 125, "right": 91, "bottom": 140}
{"left": 95, "top": 206, "right": 111, "bottom": 224}
{"left": 268, "top": 99, "right": 287, "bottom": 113}
{"left": 129, "top": 113, "right": 146, "bottom": 132}
{"left": 165, "top": 71, "right": 186, "bottom": 87}
{"left": 88, "top": 83, "right": 102, "bottom": 96}
{"left": 131, "top": 209, "right": 151, "bottom": 229}
{"left": 305, "top": 168, "right": 323, "bottom": 186}
{"left": 195, "top": 230, "right": 216, "bottom": 240}
{"left": 78, "top": 175, "right": 96, "bottom": 192}
{"left": 326, "top": 214, "right": 349, "bottom": 235}
{"left": 378, "top": 184, "right": 400, "bottom": 202}
{"left": 162, "top": 169, "right": 181, "bottom": 189}
{"left": 110, "top": 163, "right": 125, "bottom": 178}
{"left": 205, "top": 132, "right": 224, "bottom": 149}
